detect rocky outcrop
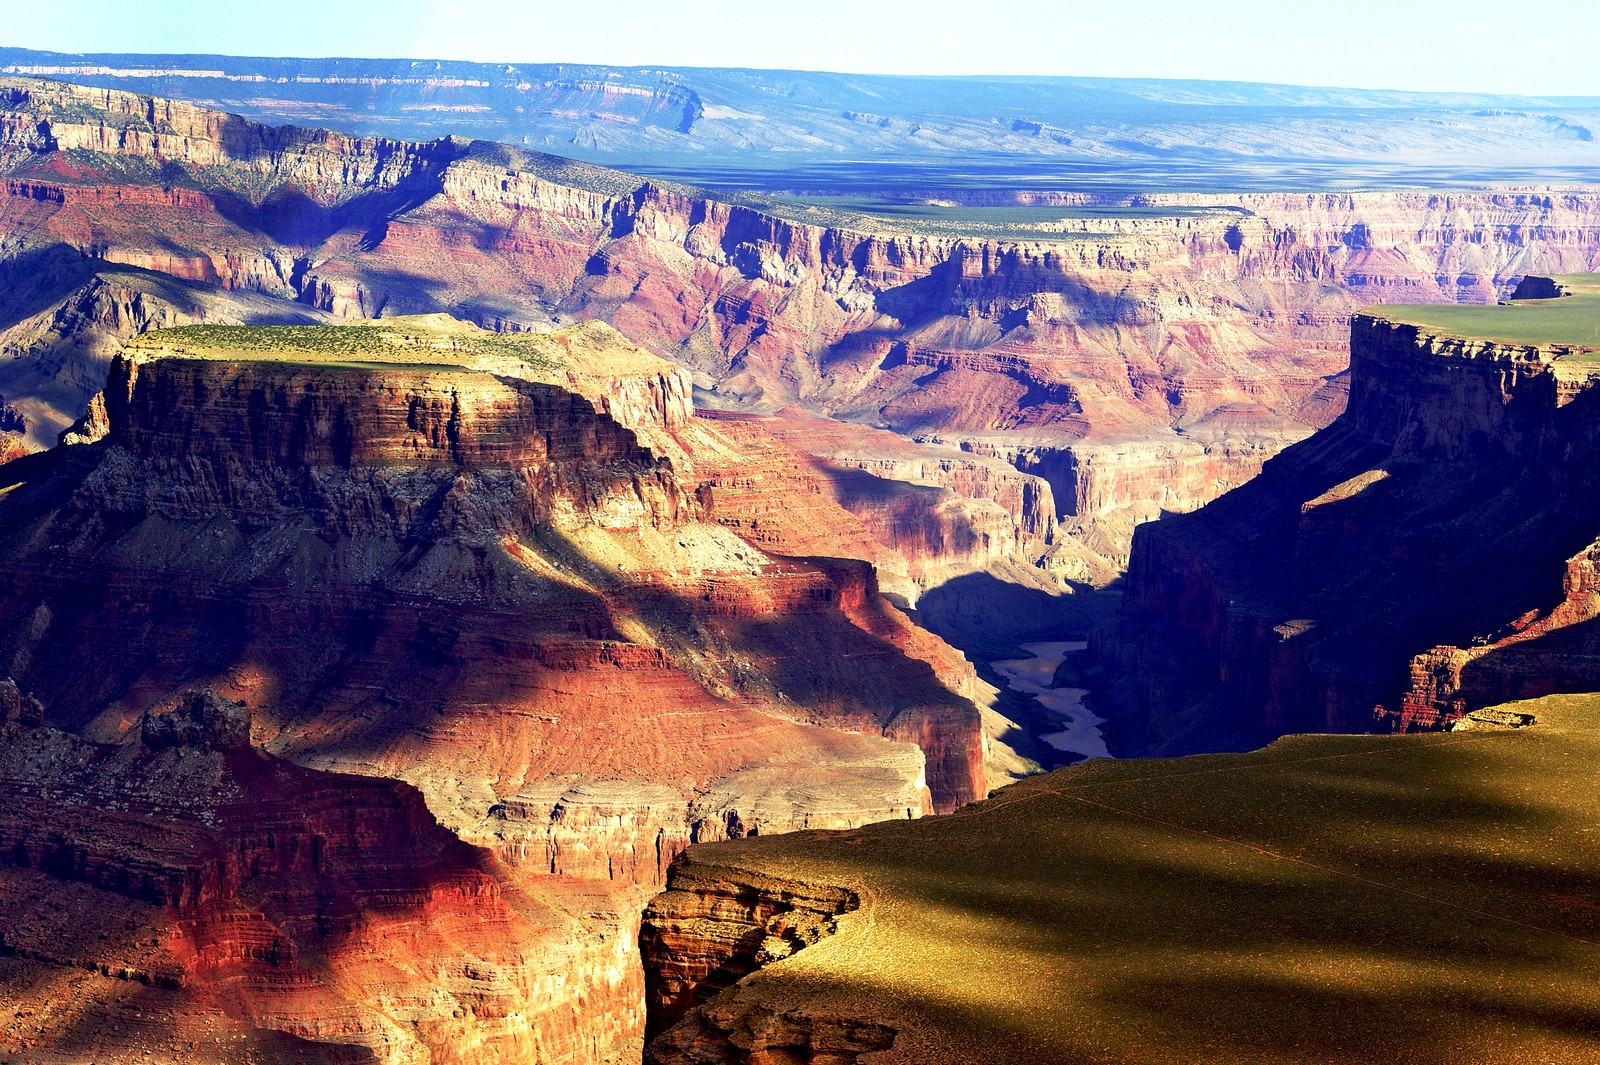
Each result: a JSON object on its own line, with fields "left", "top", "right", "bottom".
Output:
{"left": 0, "top": 681, "right": 649, "bottom": 1064}
{"left": 1098, "top": 277, "right": 1600, "bottom": 754}
{"left": 639, "top": 857, "right": 861, "bottom": 1047}
{"left": 0, "top": 319, "right": 996, "bottom": 1061}
{"left": 0, "top": 676, "right": 43, "bottom": 733}
{"left": 640, "top": 854, "right": 900, "bottom": 1064}
{"left": 138, "top": 687, "right": 253, "bottom": 750}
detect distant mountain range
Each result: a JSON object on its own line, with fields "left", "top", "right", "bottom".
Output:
{"left": 4, "top": 47, "right": 1598, "bottom": 191}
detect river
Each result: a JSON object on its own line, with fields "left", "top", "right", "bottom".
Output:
{"left": 990, "top": 641, "right": 1111, "bottom": 761}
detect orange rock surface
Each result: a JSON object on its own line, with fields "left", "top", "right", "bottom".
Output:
{"left": 0, "top": 320, "right": 988, "bottom": 1062}
{"left": 0, "top": 683, "right": 647, "bottom": 1064}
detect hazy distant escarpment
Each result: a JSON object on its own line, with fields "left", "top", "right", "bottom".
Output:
{"left": 1097, "top": 275, "right": 1600, "bottom": 755}
{"left": 3, "top": 47, "right": 1599, "bottom": 178}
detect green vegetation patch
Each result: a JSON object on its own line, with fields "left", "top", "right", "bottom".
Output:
{"left": 714, "top": 189, "right": 1239, "bottom": 242}
{"left": 130, "top": 319, "right": 561, "bottom": 373}
{"left": 1364, "top": 273, "right": 1600, "bottom": 350}
{"left": 667, "top": 693, "right": 1600, "bottom": 1063}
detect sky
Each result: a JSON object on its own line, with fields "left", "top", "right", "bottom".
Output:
{"left": 6, "top": 0, "right": 1600, "bottom": 96}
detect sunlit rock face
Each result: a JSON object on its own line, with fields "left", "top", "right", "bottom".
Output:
{"left": 1097, "top": 277, "right": 1600, "bottom": 755}
{"left": 0, "top": 318, "right": 988, "bottom": 1062}
{"left": 0, "top": 681, "right": 650, "bottom": 1064}
{"left": 4, "top": 79, "right": 1600, "bottom": 600}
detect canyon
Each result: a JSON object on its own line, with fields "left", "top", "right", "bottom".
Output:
{"left": 0, "top": 315, "right": 999, "bottom": 1062}
{"left": 4, "top": 65, "right": 1600, "bottom": 1065}
{"left": 2, "top": 78, "right": 1600, "bottom": 648}
{"left": 625, "top": 277, "right": 1600, "bottom": 1062}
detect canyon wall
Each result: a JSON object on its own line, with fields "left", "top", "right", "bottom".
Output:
{"left": 0, "top": 319, "right": 991, "bottom": 1062}
{"left": 4, "top": 79, "right": 1600, "bottom": 604}
{"left": 0, "top": 683, "right": 649, "bottom": 1064}
{"left": 1097, "top": 279, "right": 1600, "bottom": 754}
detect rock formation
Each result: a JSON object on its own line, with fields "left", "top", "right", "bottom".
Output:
{"left": 0, "top": 680, "right": 654, "bottom": 1064}
{"left": 0, "top": 316, "right": 991, "bottom": 1062}
{"left": 1097, "top": 274, "right": 1600, "bottom": 754}
{"left": 3, "top": 78, "right": 1600, "bottom": 604}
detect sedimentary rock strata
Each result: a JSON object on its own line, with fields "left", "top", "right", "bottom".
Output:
{"left": 3, "top": 79, "right": 1600, "bottom": 589}
{"left": 1098, "top": 275, "right": 1600, "bottom": 754}
{"left": 0, "top": 317, "right": 991, "bottom": 1063}
{"left": 0, "top": 682, "right": 652, "bottom": 1064}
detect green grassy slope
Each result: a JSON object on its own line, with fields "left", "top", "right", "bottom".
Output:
{"left": 1364, "top": 273, "right": 1600, "bottom": 349}
{"left": 662, "top": 693, "right": 1600, "bottom": 1063}
{"left": 126, "top": 319, "right": 562, "bottom": 373}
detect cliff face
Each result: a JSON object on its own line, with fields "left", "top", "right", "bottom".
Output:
{"left": 0, "top": 318, "right": 990, "bottom": 1063}
{"left": 0, "top": 245, "right": 335, "bottom": 452}
{"left": 1098, "top": 277, "right": 1600, "bottom": 754}
{"left": 4, "top": 78, "right": 1600, "bottom": 594}
{"left": 1, "top": 318, "right": 985, "bottom": 817}
{"left": 638, "top": 857, "right": 864, "bottom": 1053}
{"left": 0, "top": 684, "right": 647, "bottom": 1064}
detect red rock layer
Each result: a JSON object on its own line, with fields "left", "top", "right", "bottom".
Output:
{"left": 2, "top": 331, "right": 983, "bottom": 815}
{"left": 0, "top": 685, "right": 645, "bottom": 1064}
{"left": 733, "top": 409, "right": 1059, "bottom": 587}
{"left": 0, "top": 327, "right": 990, "bottom": 1061}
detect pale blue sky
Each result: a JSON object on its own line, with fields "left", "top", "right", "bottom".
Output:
{"left": 7, "top": 0, "right": 1599, "bottom": 96}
